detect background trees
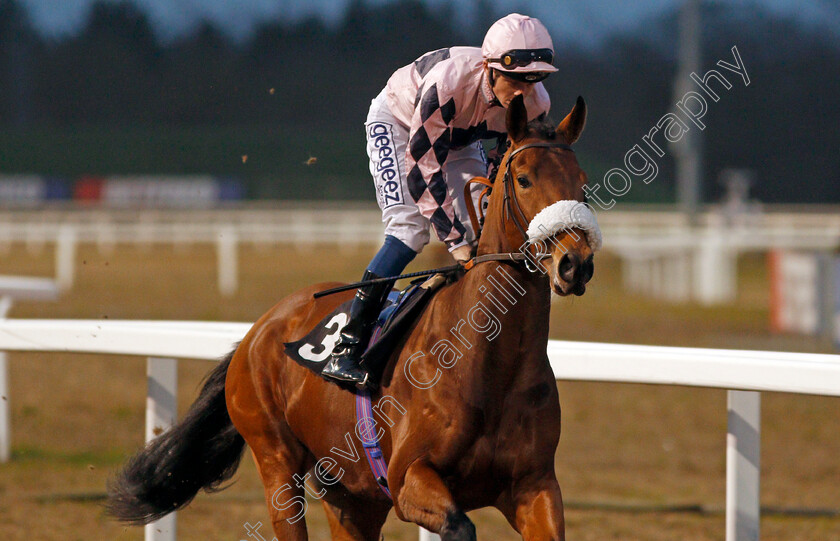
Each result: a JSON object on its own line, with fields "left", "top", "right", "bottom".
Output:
{"left": 1, "top": 0, "right": 837, "bottom": 202}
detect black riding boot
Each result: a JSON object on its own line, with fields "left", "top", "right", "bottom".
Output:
{"left": 322, "top": 271, "right": 392, "bottom": 387}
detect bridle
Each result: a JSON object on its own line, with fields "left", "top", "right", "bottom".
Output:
{"left": 501, "top": 141, "right": 575, "bottom": 243}
{"left": 460, "top": 140, "right": 579, "bottom": 273}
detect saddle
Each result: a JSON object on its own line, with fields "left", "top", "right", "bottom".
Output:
{"left": 283, "top": 274, "right": 446, "bottom": 388}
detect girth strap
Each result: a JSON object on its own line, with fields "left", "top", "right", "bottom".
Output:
{"left": 355, "top": 389, "right": 392, "bottom": 499}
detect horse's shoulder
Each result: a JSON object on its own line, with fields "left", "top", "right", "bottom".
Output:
{"left": 248, "top": 282, "right": 354, "bottom": 344}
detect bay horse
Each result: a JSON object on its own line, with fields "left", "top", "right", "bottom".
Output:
{"left": 107, "top": 94, "right": 598, "bottom": 541}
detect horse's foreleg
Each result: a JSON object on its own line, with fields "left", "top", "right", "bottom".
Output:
{"left": 391, "top": 461, "right": 476, "bottom": 541}
{"left": 498, "top": 476, "right": 565, "bottom": 541}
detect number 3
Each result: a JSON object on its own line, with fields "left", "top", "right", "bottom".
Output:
{"left": 298, "top": 313, "right": 348, "bottom": 363}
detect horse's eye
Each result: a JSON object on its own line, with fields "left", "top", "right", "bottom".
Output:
{"left": 517, "top": 175, "right": 531, "bottom": 189}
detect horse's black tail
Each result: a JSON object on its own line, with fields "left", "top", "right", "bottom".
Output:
{"left": 106, "top": 349, "right": 245, "bottom": 525}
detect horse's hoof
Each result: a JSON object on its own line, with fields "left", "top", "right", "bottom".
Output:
{"left": 439, "top": 510, "right": 476, "bottom": 541}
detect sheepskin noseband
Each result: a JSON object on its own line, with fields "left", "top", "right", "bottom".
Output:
{"left": 525, "top": 200, "right": 603, "bottom": 252}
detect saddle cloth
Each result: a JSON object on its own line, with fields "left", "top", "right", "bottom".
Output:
{"left": 283, "top": 277, "right": 440, "bottom": 386}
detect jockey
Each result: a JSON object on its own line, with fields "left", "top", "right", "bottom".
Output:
{"left": 323, "top": 13, "right": 558, "bottom": 386}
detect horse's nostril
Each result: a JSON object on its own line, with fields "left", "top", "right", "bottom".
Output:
{"left": 558, "top": 253, "right": 578, "bottom": 283}
{"left": 582, "top": 256, "right": 595, "bottom": 283}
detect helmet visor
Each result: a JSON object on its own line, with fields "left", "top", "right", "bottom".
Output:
{"left": 489, "top": 48, "right": 554, "bottom": 70}
{"left": 496, "top": 69, "right": 551, "bottom": 83}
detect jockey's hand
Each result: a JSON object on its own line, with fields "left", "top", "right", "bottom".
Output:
{"left": 450, "top": 245, "right": 473, "bottom": 265}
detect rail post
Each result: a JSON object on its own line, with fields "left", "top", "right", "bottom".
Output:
{"left": 726, "top": 390, "right": 760, "bottom": 541}
{"left": 146, "top": 357, "right": 178, "bottom": 541}
{"left": 56, "top": 225, "right": 77, "bottom": 292}
{"left": 0, "top": 295, "right": 12, "bottom": 462}
{"left": 419, "top": 528, "right": 441, "bottom": 541}
{"left": 694, "top": 228, "right": 736, "bottom": 305}
{"left": 834, "top": 255, "right": 840, "bottom": 348}
{"left": 216, "top": 225, "right": 238, "bottom": 297}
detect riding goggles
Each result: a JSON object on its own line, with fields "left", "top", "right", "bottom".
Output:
{"left": 489, "top": 48, "right": 554, "bottom": 70}
{"left": 496, "top": 69, "right": 551, "bottom": 83}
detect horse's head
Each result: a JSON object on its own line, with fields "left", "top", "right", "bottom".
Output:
{"left": 482, "top": 94, "right": 602, "bottom": 296}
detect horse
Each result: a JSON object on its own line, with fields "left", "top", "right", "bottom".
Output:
{"left": 106, "top": 93, "right": 598, "bottom": 541}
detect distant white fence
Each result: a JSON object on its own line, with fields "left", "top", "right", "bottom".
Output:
{"left": 769, "top": 250, "right": 840, "bottom": 345}
{"left": 0, "top": 205, "right": 839, "bottom": 300}
{"left": 610, "top": 211, "right": 840, "bottom": 305}
{"left": 0, "top": 320, "right": 838, "bottom": 540}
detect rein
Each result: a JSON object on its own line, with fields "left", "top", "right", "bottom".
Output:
{"left": 312, "top": 265, "right": 460, "bottom": 298}
{"left": 311, "top": 253, "right": 529, "bottom": 299}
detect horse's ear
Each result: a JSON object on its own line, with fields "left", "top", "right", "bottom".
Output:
{"left": 557, "top": 96, "right": 587, "bottom": 144}
{"left": 506, "top": 93, "right": 528, "bottom": 143}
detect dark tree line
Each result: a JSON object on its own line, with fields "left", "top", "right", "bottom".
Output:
{"left": 1, "top": 0, "right": 839, "bottom": 202}
{"left": 0, "top": 0, "right": 467, "bottom": 127}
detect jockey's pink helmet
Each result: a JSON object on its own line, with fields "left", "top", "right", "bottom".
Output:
{"left": 482, "top": 13, "right": 558, "bottom": 76}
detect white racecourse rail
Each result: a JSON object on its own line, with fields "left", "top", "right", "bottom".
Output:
{"left": 0, "top": 320, "right": 839, "bottom": 541}
{"left": 1, "top": 204, "right": 839, "bottom": 301}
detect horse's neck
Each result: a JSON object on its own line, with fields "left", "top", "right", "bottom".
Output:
{"left": 446, "top": 256, "right": 552, "bottom": 377}
{"left": 442, "top": 187, "right": 551, "bottom": 378}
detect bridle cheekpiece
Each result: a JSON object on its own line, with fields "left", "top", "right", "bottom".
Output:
{"left": 501, "top": 142, "right": 603, "bottom": 271}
